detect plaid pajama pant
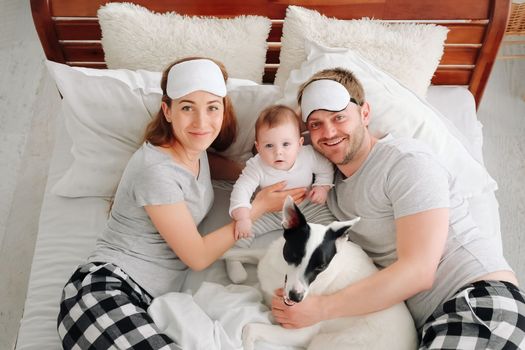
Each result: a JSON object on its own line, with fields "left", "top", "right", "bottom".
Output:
{"left": 57, "top": 262, "right": 181, "bottom": 350}
{"left": 420, "top": 280, "right": 525, "bottom": 349}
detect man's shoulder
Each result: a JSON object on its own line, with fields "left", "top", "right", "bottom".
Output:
{"left": 377, "top": 135, "right": 434, "bottom": 158}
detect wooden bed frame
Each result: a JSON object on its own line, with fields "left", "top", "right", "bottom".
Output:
{"left": 30, "top": 0, "right": 511, "bottom": 108}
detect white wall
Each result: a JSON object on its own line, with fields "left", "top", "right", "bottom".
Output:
{"left": 0, "top": 1, "right": 60, "bottom": 349}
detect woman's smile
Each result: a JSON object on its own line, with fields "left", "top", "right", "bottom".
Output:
{"left": 189, "top": 130, "right": 213, "bottom": 137}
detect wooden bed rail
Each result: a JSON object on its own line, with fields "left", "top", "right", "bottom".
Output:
{"left": 30, "top": 0, "right": 512, "bottom": 108}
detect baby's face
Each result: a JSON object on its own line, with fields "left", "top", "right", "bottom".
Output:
{"left": 255, "top": 122, "right": 303, "bottom": 171}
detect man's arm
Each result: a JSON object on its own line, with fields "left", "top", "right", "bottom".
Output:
{"left": 271, "top": 207, "right": 449, "bottom": 328}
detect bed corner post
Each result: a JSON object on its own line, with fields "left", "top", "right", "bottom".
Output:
{"left": 30, "top": 0, "right": 66, "bottom": 64}
{"left": 470, "top": 0, "right": 512, "bottom": 109}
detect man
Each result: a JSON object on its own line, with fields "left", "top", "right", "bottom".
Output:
{"left": 271, "top": 68, "right": 524, "bottom": 349}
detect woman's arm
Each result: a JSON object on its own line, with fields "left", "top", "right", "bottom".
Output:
{"left": 271, "top": 207, "right": 449, "bottom": 328}
{"left": 207, "top": 151, "right": 244, "bottom": 181}
{"left": 145, "top": 203, "right": 235, "bottom": 271}
{"left": 145, "top": 181, "right": 307, "bottom": 271}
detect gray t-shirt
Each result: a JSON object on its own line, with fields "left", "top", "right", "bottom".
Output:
{"left": 89, "top": 142, "right": 213, "bottom": 297}
{"left": 327, "top": 134, "right": 511, "bottom": 329}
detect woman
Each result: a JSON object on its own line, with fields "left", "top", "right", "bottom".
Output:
{"left": 57, "top": 57, "right": 306, "bottom": 349}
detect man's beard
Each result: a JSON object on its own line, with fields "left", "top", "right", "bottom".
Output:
{"left": 337, "top": 148, "right": 357, "bottom": 165}
{"left": 323, "top": 126, "right": 365, "bottom": 166}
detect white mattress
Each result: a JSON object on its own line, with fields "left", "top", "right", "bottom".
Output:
{"left": 15, "top": 86, "right": 501, "bottom": 350}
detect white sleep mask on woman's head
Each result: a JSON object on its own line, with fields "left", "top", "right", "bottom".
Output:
{"left": 166, "top": 59, "right": 227, "bottom": 99}
{"left": 300, "top": 79, "right": 359, "bottom": 122}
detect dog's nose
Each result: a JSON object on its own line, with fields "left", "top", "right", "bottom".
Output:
{"left": 288, "top": 290, "right": 304, "bottom": 303}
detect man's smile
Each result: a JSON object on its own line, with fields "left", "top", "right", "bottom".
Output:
{"left": 321, "top": 136, "right": 346, "bottom": 147}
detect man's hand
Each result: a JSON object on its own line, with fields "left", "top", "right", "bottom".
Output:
{"left": 270, "top": 288, "right": 325, "bottom": 329}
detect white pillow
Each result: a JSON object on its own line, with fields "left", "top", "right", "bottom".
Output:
{"left": 98, "top": 3, "right": 271, "bottom": 83}
{"left": 46, "top": 61, "right": 161, "bottom": 197}
{"left": 426, "top": 86, "right": 484, "bottom": 164}
{"left": 46, "top": 61, "right": 282, "bottom": 198}
{"left": 274, "top": 6, "right": 448, "bottom": 96}
{"left": 278, "top": 41, "right": 497, "bottom": 199}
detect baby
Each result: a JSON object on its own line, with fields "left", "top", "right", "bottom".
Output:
{"left": 227, "top": 105, "right": 336, "bottom": 283}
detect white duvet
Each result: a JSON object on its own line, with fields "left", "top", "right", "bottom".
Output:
{"left": 149, "top": 282, "right": 298, "bottom": 350}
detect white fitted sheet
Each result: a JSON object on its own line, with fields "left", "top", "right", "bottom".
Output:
{"left": 15, "top": 86, "right": 501, "bottom": 350}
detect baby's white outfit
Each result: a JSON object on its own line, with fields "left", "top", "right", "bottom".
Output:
{"left": 226, "top": 145, "right": 336, "bottom": 283}
{"left": 229, "top": 145, "right": 336, "bottom": 247}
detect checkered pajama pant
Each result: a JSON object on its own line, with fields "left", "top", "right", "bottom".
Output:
{"left": 420, "top": 280, "right": 525, "bottom": 349}
{"left": 57, "top": 262, "right": 181, "bottom": 350}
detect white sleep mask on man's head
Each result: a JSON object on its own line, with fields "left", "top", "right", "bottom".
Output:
{"left": 166, "top": 59, "right": 227, "bottom": 99}
{"left": 300, "top": 79, "right": 359, "bottom": 122}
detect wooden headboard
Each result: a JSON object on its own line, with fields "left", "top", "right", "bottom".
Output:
{"left": 30, "top": 0, "right": 511, "bottom": 108}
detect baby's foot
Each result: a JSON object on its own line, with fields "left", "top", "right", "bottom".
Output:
{"left": 226, "top": 259, "right": 248, "bottom": 283}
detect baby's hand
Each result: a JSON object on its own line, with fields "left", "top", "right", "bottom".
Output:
{"left": 308, "top": 185, "right": 331, "bottom": 204}
{"left": 235, "top": 218, "right": 253, "bottom": 240}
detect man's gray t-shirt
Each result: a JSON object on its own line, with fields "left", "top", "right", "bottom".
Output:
{"left": 327, "top": 135, "right": 511, "bottom": 329}
{"left": 89, "top": 142, "right": 213, "bottom": 297}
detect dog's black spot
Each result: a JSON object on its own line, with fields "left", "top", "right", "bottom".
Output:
{"left": 303, "top": 226, "right": 349, "bottom": 285}
{"left": 304, "top": 239, "right": 337, "bottom": 285}
{"left": 282, "top": 224, "right": 309, "bottom": 266}
{"left": 326, "top": 226, "right": 351, "bottom": 241}
{"left": 282, "top": 201, "right": 309, "bottom": 266}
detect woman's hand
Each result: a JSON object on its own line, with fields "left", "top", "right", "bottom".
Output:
{"left": 250, "top": 182, "right": 307, "bottom": 220}
{"left": 271, "top": 288, "right": 325, "bottom": 328}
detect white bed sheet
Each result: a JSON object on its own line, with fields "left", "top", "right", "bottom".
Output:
{"left": 15, "top": 86, "right": 501, "bottom": 350}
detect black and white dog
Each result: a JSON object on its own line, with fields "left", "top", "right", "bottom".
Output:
{"left": 243, "top": 196, "right": 418, "bottom": 350}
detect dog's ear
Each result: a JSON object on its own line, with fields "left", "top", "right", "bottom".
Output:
{"left": 327, "top": 217, "right": 361, "bottom": 240}
{"left": 282, "top": 196, "right": 307, "bottom": 229}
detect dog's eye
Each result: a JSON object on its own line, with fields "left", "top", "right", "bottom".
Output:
{"left": 315, "top": 264, "right": 326, "bottom": 272}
